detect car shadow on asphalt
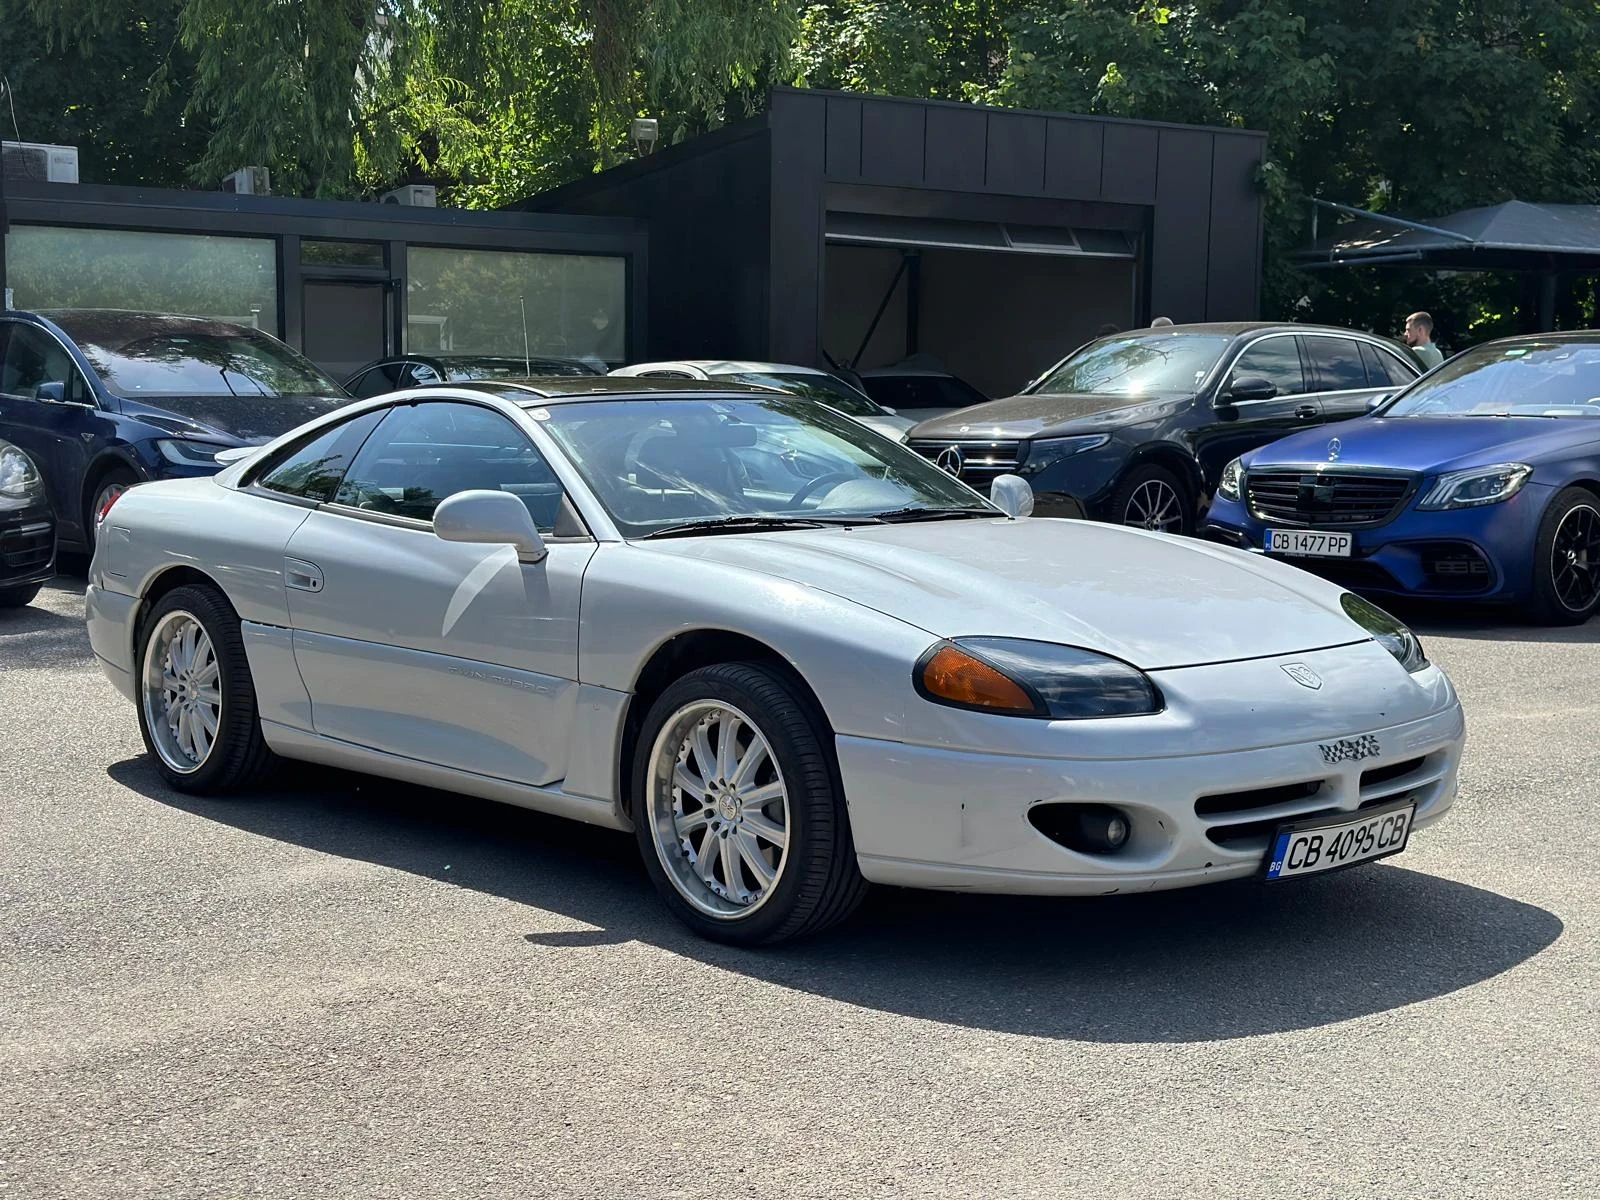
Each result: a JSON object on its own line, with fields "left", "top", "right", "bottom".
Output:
{"left": 107, "top": 756, "right": 1563, "bottom": 1044}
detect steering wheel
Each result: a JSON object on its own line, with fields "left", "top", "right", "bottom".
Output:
{"left": 787, "top": 472, "right": 860, "bottom": 507}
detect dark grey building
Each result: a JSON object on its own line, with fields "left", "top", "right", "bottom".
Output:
{"left": 526, "top": 87, "right": 1267, "bottom": 396}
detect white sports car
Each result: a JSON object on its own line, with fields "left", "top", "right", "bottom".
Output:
{"left": 85, "top": 378, "right": 1465, "bottom": 944}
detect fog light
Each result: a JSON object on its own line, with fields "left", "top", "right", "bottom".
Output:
{"left": 1078, "top": 808, "right": 1130, "bottom": 853}
{"left": 1028, "top": 802, "right": 1133, "bottom": 855}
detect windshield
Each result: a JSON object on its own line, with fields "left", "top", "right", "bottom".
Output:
{"left": 74, "top": 328, "right": 342, "bottom": 398}
{"left": 1384, "top": 342, "right": 1600, "bottom": 418}
{"left": 539, "top": 396, "right": 993, "bottom": 537}
{"left": 444, "top": 357, "right": 598, "bottom": 380}
{"left": 724, "top": 371, "right": 885, "bottom": 418}
{"left": 1029, "top": 333, "right": 1231, "bottom": 396}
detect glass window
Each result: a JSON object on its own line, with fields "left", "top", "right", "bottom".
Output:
{"left": 333, "top": 402, "right": 566, "bottom": 530}
{"left": 405, "top": 362, "right": 443, "bottom": 385}
{"left": 1230, "top": 337, "right": 1305, "bottom": 395}
{"left": 1031, "top": 334, "right": 1231, "bottom": 396}
{"left": 5, "top": 226, "right": 279, "bottom": 335}
{"left": 724, "top": 372, "right": 886, "bottom": 417}
{"left": 350, "top": 362, "right": 406, "bottom": 398}
{"left": 859, "top": 376, "right": 989, "bottom": 412}
{"left": 1360, "top": 342, "right": 1418, "bottom": 388}
{"left": 1386, "top": 342, "right": 1600, "bottom": 420}
{"left": 301, "top": 240, "right": 385, "bottom": 269}
{"left": 406, "top": 246, "right": 626, "bottom": 369}
{"left": 0, "top": 324, "right": 92, "bottom": 402}
{"left": 255, "top": 409, "right": 385, "bottom": 503}
{"left": 1304, "top": 335, "right": 1369, "bottom": 391}
{"left": 540, "top": 396, "right": 990, "bottom": 538}
{"left": 49, "top": 312, "right": 341, "bottom": 398}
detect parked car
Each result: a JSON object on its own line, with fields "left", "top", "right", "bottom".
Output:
{"left": 855, "top": 363, "right": 989, "bottom": 420}
{"left": 608, "top": 360, "right": 912, "bottom": 440}
{"left": 0, "top": 436, "right": 56, "bottom": 607}
{"left": 346, "top": 353, "right": 602, "bottom": 397}
{"left": 88, "top": 377, "right": 1461, "bottom": 945}
{"left": 0, "top": 309, "right": 353, "bottom": 554}
{"left": 905, "top": 323, "right": 1422, "bottom": 529}
{"left": 1203, "top": 331, "right": 1600, "bottom": 624}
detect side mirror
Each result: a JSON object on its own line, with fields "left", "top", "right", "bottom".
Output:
{"left": 34, "top": 381, "right": 67, "bottom": 403}
{"left": 880, "top": 405, "right": 898, "bottom": 415}
{"left": 989, "top": 474, "right": 1035, "bottom": 519}
{"left": 433, "top": 489, "right": 548, "bottom": 563}
{"left": 1226, "top": 376, "right": 1278, "bottom": 403}
{"left": 1366, "top": 392, "right": 1392, "bottom": 412}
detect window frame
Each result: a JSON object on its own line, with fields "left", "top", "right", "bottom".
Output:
{"left": 1302, "top": 334, "right": 1372, "bottom": 393}
{"left": 1223, "top": 331, "right": 1309, "bottom": 399}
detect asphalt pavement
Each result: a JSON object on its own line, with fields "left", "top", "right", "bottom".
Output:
{"left": 1, "top": 579, "right": 1595, "bottom": 1198}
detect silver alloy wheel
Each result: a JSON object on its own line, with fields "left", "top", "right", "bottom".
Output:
{"left": 140, "top": 610, "right": 223, "bottom": 775}
{"left": 1123, "top": 478, "right": 1183, "bottom": 532}
{"left": 645, "top": 700, "right": 791, "bottom": 919}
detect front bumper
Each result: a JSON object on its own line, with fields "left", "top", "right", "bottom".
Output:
{"left": 86, "top": 582, "right": 140, "bottom": 701}
{"left": 0, "top": 499, "right": 57, "bottom": 590}
{"left": 839, "top": 648, "right": 1464, "bottom": 896}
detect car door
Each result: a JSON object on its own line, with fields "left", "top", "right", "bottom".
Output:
{"left": 1191, "top": 333, "right": 1319, "bottom": 486}
{"left": 1304, "top": 334, "right": 1404, "bottom": 422}
{"left": 279, "top": 399, "right": 593, "bottom": 786}
{"left": 0, "top": 321, "right": 108, "bottom": 540}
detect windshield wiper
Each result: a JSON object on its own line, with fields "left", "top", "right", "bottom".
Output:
{"left": 641, "top": 515, "right": 864, "bottom": 539}
{"left": 870, "top": 506, "right": 998, "bottom": 523}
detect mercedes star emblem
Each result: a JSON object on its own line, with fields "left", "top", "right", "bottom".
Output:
{"left": 936, "top": 446, "right": 964, "bottom": 476}
{"left": 1281, "top": 662, "right": 1323, "bottom": 690}
{"left": 1327, "top": 437, "right": 1342, "bottom": 462}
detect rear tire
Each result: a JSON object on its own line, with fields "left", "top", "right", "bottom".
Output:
{"left": 1111, "top": 463, "right": 1193, "bottom": 535}
{"left": 0, "top": 583, "right": 42, "bottom": 608}
{"left": 134, "top": 583, "right": 278, "bottom": 792}
{"left": 1529, "top": 487, "right": 1600, "bottom": 625}
{"left": 632, "top": 662, "right": 868, "bottom": 945}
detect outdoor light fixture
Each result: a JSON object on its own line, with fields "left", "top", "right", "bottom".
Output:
{"left": 631, "top": 118, "right": 659, "bottom": 156}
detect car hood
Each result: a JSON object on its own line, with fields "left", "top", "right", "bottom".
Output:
{"left": 116, "top": 394, "right": 351, "bottom": 445}
{"left": 859, "top": 414, "right": 915, "bottom": 439}
{"left": 641, "top": 518, "right": 1364, "bottom": 669}
{"left": 1244, "top": 415, "right": 1600, "bottom": 474}
{"left": 908, "top": 392, "right": 1192, "bottom": 441}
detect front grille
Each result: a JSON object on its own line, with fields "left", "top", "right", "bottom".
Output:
{"left": 907, "top": 439, "right": 1023, "bottom": 487}
{"left": 1196, "top": 779, "right": 1330, "bottom": 850}
{"left": 0, "top": 521, "right": 53, "bottom": 573}
{"left": 1246, "top": 469, "right": 1413, "bottom": 528}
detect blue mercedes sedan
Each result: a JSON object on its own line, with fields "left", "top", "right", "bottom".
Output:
{"left": 1202, "top": 332, "right": 1600, "bottom": 624}
{"left": 0, "top": 309, "right": 352, "bottom": 555}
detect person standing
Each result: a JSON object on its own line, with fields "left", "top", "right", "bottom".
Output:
{"left": 1404, "top": 312, "right": 1445, "bottom": 369}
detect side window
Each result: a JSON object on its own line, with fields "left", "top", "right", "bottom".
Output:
{"left": 256, "top": 409, "right": 385, "bottom": 503}
{"left": 0, "top": 325, "right": 91, "bottom": 402}
{"left": 332, "top": 402, "right": 566, "bottom": 531}
{"left": 1360, "top": 342, "right": 1418, "bottom": 388}
{"left": 1304, "top": 336, "right": 1370, "bottom": 392}
{"left": 404, "top": 362, "right": 442, "bottom": 385}
{"left": 350, "top": 363, "right": 404, "bottom": 398}
{"left": 1229, "top": 338, "right": 1305, "bottom": 396}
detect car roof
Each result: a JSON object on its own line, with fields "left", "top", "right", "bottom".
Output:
{"left": 419, "top": 377, "right": 779, "bottom": 403}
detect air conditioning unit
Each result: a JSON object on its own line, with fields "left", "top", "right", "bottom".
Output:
{"left": 382, "top": 184, "right": 437, "bottom": 207}
{"left": 221, "top": 166, "right": 271, "bottom": 195}
{"left": 2, "top": 141, "right": 80, "bottom": 184}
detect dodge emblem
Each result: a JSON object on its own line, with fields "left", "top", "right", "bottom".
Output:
{"left": 935, "top": 446, "right": 964, "bottom": 476}
{"left": 1327, "top": 437, "right": 1342, "bottom": 462}
{"left": 1281, "top": 662, "right": 1323, "bottom": 689}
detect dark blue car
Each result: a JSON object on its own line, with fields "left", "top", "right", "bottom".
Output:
{"left": 0, "top": 310, "right": 352, "bottom": 554}
{"left": 1203, "top": 332, "right": 1600, "bottom": 624}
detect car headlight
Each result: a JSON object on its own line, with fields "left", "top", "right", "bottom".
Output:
{"left": 1417, "top": 462, "right": 1531, "bottom": 510}
{"left": 1217, "top": 457, "right": 1244, "bottom": 502}
{"left": 1341, "top": 593, "right": 1428, "bottom": 673}
{"left": 155, "top": 438, "right": 231, "bottom": 466}
{"left": 0, "top": 444, "right": 44, "bottom": 500}
{"left": 1024, "top": 434, "right": 1111, "bottom": 470}
{"left": 916, "top": 637, "right": 1164, "bottom": 719}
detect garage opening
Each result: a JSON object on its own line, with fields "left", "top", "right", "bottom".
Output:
{"left": 822, "top": 212, "right": 1139, "bottom": 410}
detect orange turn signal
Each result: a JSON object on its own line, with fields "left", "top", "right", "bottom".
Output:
{"left": 918, "top": 644, "right": 1038, "bottom": 714}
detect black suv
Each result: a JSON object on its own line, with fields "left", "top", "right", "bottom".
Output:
{"left": 906, "top": 323, "right": 1422, "bottom": 533}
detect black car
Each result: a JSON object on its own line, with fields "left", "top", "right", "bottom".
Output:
{"left": 0, "top": 436, "right": 57, "bottom": 607}
{"left": 906, "top": 322, "right": 1422, "bottom": 532}
{"left": 0, "top": 309, "right": 353, "bottom": 554}
{"left": 345, "top": 353, "right": 603, "bottom": 397}
{"left": 855, "top": 364, "right": 989, "bottom": 420}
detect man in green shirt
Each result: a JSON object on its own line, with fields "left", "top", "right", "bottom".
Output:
{"left": 1404, "top": 311, "right": 1445, "bottom": 369}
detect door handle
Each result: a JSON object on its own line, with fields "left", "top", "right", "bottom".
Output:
{"left": 1295, "top": 405, "right": 1319, "bottom": 419}
{"left": 285, "top": 557, "right": 324, "bottom": 593}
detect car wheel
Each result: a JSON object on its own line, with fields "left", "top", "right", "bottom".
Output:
{"left": 87, "top": 469, "right": 138, "bottom": 554}
{"left": 1530, "top": 487, "right": 1600, "bottom": 625}
{"left": 632, "top": 662, "right": 868, "bottom": 945}
{"left": 1112, "top": 464, "right": 1192, "bottom": 534}
{"left": 0, "top": 583, "right": 42, "bottom": 608}
{"left": 135, "top": 583, "right": 277, "bottom": 792}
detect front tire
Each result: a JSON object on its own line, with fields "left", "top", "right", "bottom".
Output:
{"left": 632, "top": 662, "right": 868, "bottom": 945}
{"left": 134, "top": 583, "right": 277, "bottom": 792}
{"left": 86, "top": 469, "right": 138, "bottom": 556}
{"left": 1111, "top": 463, "right": 1192, "bottom": 534}
{"left": 1529, "top": 487, "right": 1600, "bottom": 625}
{"left": 0, "top": 583, "right": 42, "bottom": 608}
